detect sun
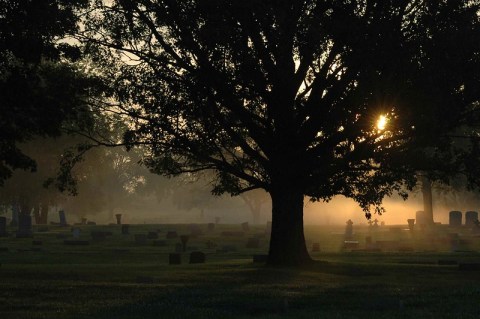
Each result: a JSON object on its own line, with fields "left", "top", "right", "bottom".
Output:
{"left": 377, "top": 115, "right": 387, "bottom": 131}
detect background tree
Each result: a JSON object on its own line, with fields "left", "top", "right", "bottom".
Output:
{"left": 82, "top": 0, "right": 480, "bottom": 266}
{"left": 0, "top": 0, "right": 95, "bottom": 185}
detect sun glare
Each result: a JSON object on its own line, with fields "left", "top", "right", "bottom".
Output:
{"left": 377, "top": 115, "right": 387, "bottom": 131}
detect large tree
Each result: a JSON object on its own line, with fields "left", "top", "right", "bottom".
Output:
{"left": 82, "top": 0, "right": 480, "bottom": 266}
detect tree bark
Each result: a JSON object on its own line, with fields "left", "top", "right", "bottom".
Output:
{"left": 420, "top": 175, "right": 434, "bottom": 225}
{"left": 267, "top": 185, "right": 312, "bottom": 266}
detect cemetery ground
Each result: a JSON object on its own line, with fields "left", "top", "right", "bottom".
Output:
{"left": 1, "top": 223, "right": 480, "bottom": 318}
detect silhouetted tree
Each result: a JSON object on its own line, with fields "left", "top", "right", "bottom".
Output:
{"left": 82, "top": 1, "right": 480, "bottom": 266}
{"left": 0, "top": 0, "right": 96, "bottom": 184}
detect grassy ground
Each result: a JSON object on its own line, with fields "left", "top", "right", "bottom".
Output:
{"left": 1, "top": 223, "right": 480, "bottom": 318}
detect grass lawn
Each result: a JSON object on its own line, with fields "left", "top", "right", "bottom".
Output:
{"left": 1, "top": 223, "right": 480, "bottom": 318}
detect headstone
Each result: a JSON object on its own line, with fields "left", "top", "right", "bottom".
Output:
{"left": 207, "top": 223, "right": 215, "bottom": 232}
{"left": 215, "top": 217, "right": 220, "bottom": 224}
{"left": 189, "top": 224, "right": 203, "bottom": 237}
{"left": 16, "top": 213, "right": 33, "bottom": 238}
{"left": 121, "top": 224, "right": 130, "bottom": 235}
{"left": 416, "top": 211, "right": 427, "bottom": 228}
{"left": 407, "top": 219, "right": 415, "bottom": 231}
{"left": 0, "top": 216, "right": 7, "bottom": 237}
{"left": 169, "top": 253, "right": 181, "bottom": 265}
{"left": 135, "top": 234, "right": 148, "bottom": 244}
{"left": 473, "top": 219, "right": 480, "bottom": 234}
{"left": 311, "top": 243, "right": 320, "bottom": 252}
{"left": 175, "top": 243, "right": 183, "bottom": 252}
{"left": 449, "top": 211, "right": 462, "bottom": 227}
{"left": 189, "top": 251, "right": 206, "bottom": 264}
{"left": 115, "top": 214, "right": 122, "bottom": 225}
{"left": 345, "top": 219, "right": 353, "bottom": 240}
{"left": 166, "top": 231, "right": 178, "bottom": 239}
{"left": 180, "top": 235, "right": 190, "bottom": 252}
{"left": 147, "top": 231, "right": 159, "bottom": 239}
{"left": 72, "top": 228, "right": 81, "bottom": 239}
{"left": 59, "top": 210, "right": 67, "bottom": 227}
{"left": 241, "top": 222, "right": 250, "bottom": 232}
{"left": 11, "top": 205, "right": 19, "bottom": 227}
{"left": 246, "top": 237, "right": 260, "bottom": 248}
{"left": 465, "top": 211, "right": 478, "bottom": 227}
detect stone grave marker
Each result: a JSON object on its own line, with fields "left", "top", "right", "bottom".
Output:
{"left": 175, "top": 243, "right": 183, "bottom": 253}
{"left": 0, "top": 216, "right": 7, "bottom": 237}
{"left": 11, "top": 205, "right": 19, "bottom": 227}
{"left": 189, "top": 251, "right": 206, "bottom": 264}
{"left": 169, "top": 253, "right": 181, "bottom": 265}
{"left": 416, "top": 211, "right": 428, "bottom": 230}
{"left": 180, "top": 235, "right": 189, "bottom": 252}
{"left": 246, "top": 237, "right": 260, "bottom": 248}
{"left": 135, "top": 234, "right": 148, "bottom": 245}
{"left": 465, "top": 211, "right": 478, "bottom": 227}
{"left": 407, "top": 219, "right": 415, "bottom": 231}
{"left": 16, "top": 213, "right": 33, "bottom": 238}
{"left": 473, "top": 219, "right": 480, "bottom": 234}
{"left": 345, "top": 219, "right": 354, "bottom": 240}
{"left": 215, "top": 217, "right": 220, "bottom": 224}
{"left": 72, "top": 228, "right": 81, "bottom": 239}
{"left": 311, "top": 243, "right": 320, "bottom": 252}
{"left": 115, "top": 214, "right": 122, "bottom": 225}
{"left": 241, "top": 222, "right": 250, "bottom": 232}
{"left": 449, "top": 211, "right": 462, "bottom": 227}
{"left": 189, "top": 224, "right": 203, "bottom": 237}
{"left": 166, "top": 231, "right": 178, "bottom": 239}
{"left": 207, "top": 223, "right": 215, "bottom": 232}
{"left": 121, "top": 224, "right": 130, "bottom": 235}
{"left": 59, "top": 210, "right": 67, "bottom": 227}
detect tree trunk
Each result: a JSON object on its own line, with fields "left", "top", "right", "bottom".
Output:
{"left": 33, "top": 205, "right": 41, "bottom": 224}
{"left": 420, "top": 175, "right": 434, "bottom": 225}
{"left": 267, "top": 185, "right": 312, "bottom": 266}
{"left": 39, "top": 203, "right": 49, "bottom": 224}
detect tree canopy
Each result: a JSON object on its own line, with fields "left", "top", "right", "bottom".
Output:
{"left": 82, "top": 0, "right": 480, "bottom": 265}
{"left": 0, "top": 0, "right": 96, "bottom": 184}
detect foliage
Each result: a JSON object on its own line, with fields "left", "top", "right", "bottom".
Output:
{"left": 80, "top": 0, "right": 480, "bottom": 265}
{"left": 0, "top": 0, "right": 96, "bottom": 184}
